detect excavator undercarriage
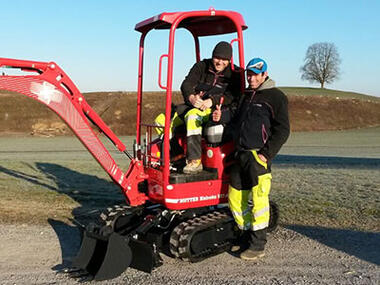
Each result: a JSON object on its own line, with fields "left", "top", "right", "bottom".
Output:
{"left": 67, "top": 201, "right": 278, "bottom": 281}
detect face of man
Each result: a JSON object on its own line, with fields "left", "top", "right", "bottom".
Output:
{"left": 212, "top": 57, "right": 230, "bottom": 73}
{"left": 246, "top": 70, "right": 268, "bottom": 89}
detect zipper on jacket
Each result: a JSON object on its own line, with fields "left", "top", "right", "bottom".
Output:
{"left": 262, "top": 124, "right": 268, "bottom": 144}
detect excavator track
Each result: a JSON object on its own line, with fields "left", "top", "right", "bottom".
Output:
{"left": 170, "top": 210, "right": 236, "bottom": 262}
{"left": 98, "top": 204, "right": 134, "bottom": 231}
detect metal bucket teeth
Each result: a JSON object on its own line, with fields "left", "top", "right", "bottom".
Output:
{"left": 71, "top": 231, "right": 132, "bottom": 281}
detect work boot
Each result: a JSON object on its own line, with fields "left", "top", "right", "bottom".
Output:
{"left": 240, "top": 248, "right": 265, "bottom": 261}
{"left": 231, "top": 231, "right": 250, "bottom": 252}
{"left": 183, "top": 159, "right": 203, "bottom": 174}
{"left": 231, "top": 244, "right": 241, "bottom": 252}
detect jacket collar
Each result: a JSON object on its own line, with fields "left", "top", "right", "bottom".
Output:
{"left": 258, "top": 77, "right": 275, "bottom": 91}
{"left": 246, "top": 77, "right": 276, "bottom": 93}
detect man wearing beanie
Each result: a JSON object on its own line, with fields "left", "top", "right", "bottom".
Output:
{"left": 180, "top": 41, "right": 241, "bottom": 173}
{"left": 212, "top": 57, "right": 290, "bottom": 260}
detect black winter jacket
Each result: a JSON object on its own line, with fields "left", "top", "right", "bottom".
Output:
{"left": 220, "top": 78, "right": 290, "bottom": 161}
{"left": 180, "top": 59, "right": 241, "bottom": 107}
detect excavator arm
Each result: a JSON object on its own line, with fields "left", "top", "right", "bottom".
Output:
{"left": 0, "top": 57, "right": 148, "bottom": 206}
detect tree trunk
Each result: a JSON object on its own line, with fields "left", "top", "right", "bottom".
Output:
{"left": 321, "top": 81, "right": 324, "bottom": 89}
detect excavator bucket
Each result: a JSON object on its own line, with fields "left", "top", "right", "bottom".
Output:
{"left": 72, "top": 231, "right": 132, "bottom": 281}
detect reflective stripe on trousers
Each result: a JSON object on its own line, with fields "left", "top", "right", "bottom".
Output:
{"left": 154, "top": 112, "right": 184, "bottom": 138}
{"left": 228, "top": 150, "right": 272, "bottom": 231}
{"left": 184, "top": 108, "right": 212, "bottom": 137}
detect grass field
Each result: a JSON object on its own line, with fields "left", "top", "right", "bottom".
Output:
{"left": 0, "top": 128, "right": 379, "bottom": 232}
{"left": 279, "top": 87, "right": 380, "bottom": 101}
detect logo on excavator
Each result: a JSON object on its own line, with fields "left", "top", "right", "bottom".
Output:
{"left": 30, "top": 81, "right": 63, "bottom": 105}
{"left": 165, "top": 193, "right": 227, "bottom": 204}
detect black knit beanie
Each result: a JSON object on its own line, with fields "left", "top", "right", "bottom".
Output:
{"left": 212, "top": 41, "right": 232, "bottom": 60}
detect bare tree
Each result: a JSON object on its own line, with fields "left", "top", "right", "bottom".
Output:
{"left": 300, "top": 42, "right": 341, "bottom": 88}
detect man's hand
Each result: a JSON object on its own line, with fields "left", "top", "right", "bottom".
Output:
{"left": 212, "top": 103, "right": 222, "bottom": 122}
{"left": 189, "top": 93, "right": 205, "bottom": 108}
{"left": 199, "top": 98, "right": 212, "bottom": 111}
{"left": 188, "top": 94, "right": 199, "bottom": 106}
{"left": 194, "top": 96, "right": 204, "bottom": 109}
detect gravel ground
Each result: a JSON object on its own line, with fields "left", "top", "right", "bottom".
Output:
{"left": 0, "top": 223, "right": 378, "bottom": 284}
{"left": 1, "top": 129, "right": 379, "bottom": 284}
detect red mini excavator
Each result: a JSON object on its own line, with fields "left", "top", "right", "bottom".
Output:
{"left": 0, "top": 9, "right": 279, "bottom": 281}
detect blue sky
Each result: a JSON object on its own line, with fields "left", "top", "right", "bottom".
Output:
{"left": 1, "top": 0, "right": 379, "bottom": 97}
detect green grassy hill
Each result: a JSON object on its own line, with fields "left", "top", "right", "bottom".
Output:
{"left": 279, "top": 87, "right": 380, "bottom": 101}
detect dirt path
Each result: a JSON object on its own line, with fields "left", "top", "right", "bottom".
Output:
{"left": 0, "top": 223, "right": 378, "bottom": 284}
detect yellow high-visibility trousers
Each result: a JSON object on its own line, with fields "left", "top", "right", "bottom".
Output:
{"left": 228, "top": 151, "right": 272, "bottom": 231}
{"left": 184, "top": 108, "right": 212, "bottom": 137}
{"left": 154, "top": 112, "right": 184, "bottom": 137}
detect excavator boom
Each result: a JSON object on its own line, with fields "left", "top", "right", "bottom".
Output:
{"left": 0, "top": 57, "right": 148, "bottom": 206}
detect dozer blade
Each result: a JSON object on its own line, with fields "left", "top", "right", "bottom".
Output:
{"left": 129, "top": 238, "right": 161, "bottom": 273}
{"left": 71, "top": 231, "right": 132, "bottom": 281}
{"left": 93, "top": 232, "right": 133, "bottom": 280}
{"left": 71, "top": 230, "right": 98, "bottom": 270}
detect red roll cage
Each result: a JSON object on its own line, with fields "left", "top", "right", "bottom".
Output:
{"left": 134, "top": 8, "right": 247, "bottom": 184}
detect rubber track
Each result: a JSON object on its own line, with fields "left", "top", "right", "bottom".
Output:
{"left": 170, "top": 210, "right": 233, "bottom": 262}
{"left": 98, "top": 204, "right": 133, "bottom": 229}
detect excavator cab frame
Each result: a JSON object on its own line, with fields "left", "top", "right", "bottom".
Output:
{"left": 134, "top": 8, "right": 247, "bottom": 210}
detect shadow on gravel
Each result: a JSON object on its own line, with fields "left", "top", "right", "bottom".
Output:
{"left": 48, "top": 219, "right": 81, "bottom": 270}
{"left": 275, "top": 154, "right": 380, "bottom": 168}
{"left": 0, "top": 162, "right": 125, "bottom": 270}
{"left": 287, "top": 225, "right": 380, "bottom": 266}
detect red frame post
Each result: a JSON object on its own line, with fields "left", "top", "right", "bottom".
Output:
{"left": 136, "top": 32, "right": 147, "bottom": 147}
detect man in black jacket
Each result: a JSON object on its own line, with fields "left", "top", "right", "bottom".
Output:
{"left": 180, "top": 41, "right": 241, "bottom": 173}
{"left": 212, "top": 58, "right": 290, "bottom": 260}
